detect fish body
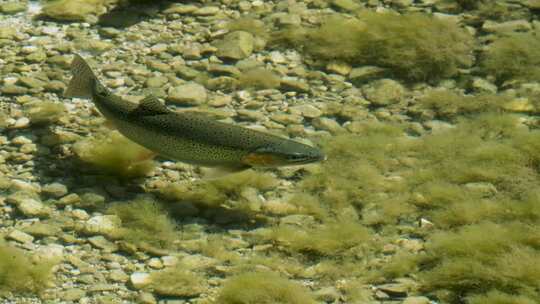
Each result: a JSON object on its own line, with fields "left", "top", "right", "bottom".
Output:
{"left": 65, "top": 54, "right": 325, "bottom": 171}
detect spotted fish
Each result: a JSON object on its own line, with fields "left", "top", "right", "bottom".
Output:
{"left": 64, "top": 54, "right": 325, "bottom": 173}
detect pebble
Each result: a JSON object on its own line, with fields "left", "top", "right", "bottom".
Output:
{"left": 2, "top": 84, "right": 28, "bottom": 95}
{"left": 161, "top": 255, "right": 179, "bottom": 267}
{"left": 13, "top": 117, "right": 30, "bottom": 128}
{"left": 42, "top": 183, "right": 68, "bottom": 198}
{"left": 146, "top": 76, "right": 169, "bottom": 88}
{"left": 377, "top": 283, "right": 408, "bottom": 297}
{"left": 0, "top": 1, "right": 27, "bottom": 14}
{"left": 138, "top": 292, "right": 157, "bottom": 304}
{"left": 24, "top": 223, "right": 61, "bottom": 237}
{"left": 130, "top": 272, "right": 152, "bottom": 289}
{"left": 403, "top": 296, "right": 431, "bottom": 304}
{"left": 35, "top": 244, "right": 64, "bottom": 262}
{"left": 312, "top": 117, "right": 345, "bottom": 134}
{"left": 470, "top": 77, "right": 497, "bottom": 94}
{"left": 326, "top": 62, "right": 352, "bottom": 75}
{"left": 280, "top": 79, "right": 310, "bottom": 93}
{"left": 193, "top": 6, "right": 220, "bottom": 16}
{"left": 163, "top": 4, "right": 198, "bottom": 14}
{"left": 63, "top": 288, "right": 86, "bottom": 301}
{"left": 180, "top": 254, "right": 217, "bottom": 270}
{"left": 270, "top": 113, "right": 303, "bottom": 124}
{"left": 167, "top": 82, "right": 207, "bottom": 105}
{"left": 482, "top": 20, "right": 532, "bottom": 33}
{"left": 289, "top": 104, "right": 323, "bottom": 118}
{"left": 147, "top": 258, "right": 164, "bottom": 269}
{"left": 363, "top": 79, "right": 406, "bottom": 106}
{"left": 17, "top": 198, "right": 51, "bottom": 217}
{"left": 88, "top": 235, "right": 119, "bottom": 252}
{"left": 215, "top": 31, "right": 255, "bottom": 60}
{"left": 82, "top": 215, "right": 121, "bottom": 237}
{"left": 109, "top": 269, "right": 129, "bottom": 282}
{"left": 7, "top": 229, "right": 34, "bottom": 243}
{"left": 59, "top": 193, "right": 81, "bottom": 206}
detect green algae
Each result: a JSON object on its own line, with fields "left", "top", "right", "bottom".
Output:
{"left": 419, "top": 223, "right": 540, "bottom": 303}
{"left": 148, "top": 264, "right": 206, "bottom": 297}
{"left": 270, "top": 220, "right": 371, "bottom": 256}
{"left": 468, "top": 290, "right": 537, "bottom": 304}
{"left": 416, "top": 90, "right": 510, "bottom": 120}
{"left": 238, "top": 68, "right": 281, "bottom": 90}
{"left": 72, "top": 130, "right": 156, "bottom": 178}
{"left": 267, "top": 105, "right": 540, "bottom": 302}
{"left": 40, "top": 0, "right": 107, "bottom": 23}
{"left": 226, "top": 17, "right": 269, "bottom": 41}
{"left": 107, "top": 198, "right": 177, "bottom": 250}
{"left": 25, "top": 101, "right": 66, "bottom": 125}
{"left": 0, "top": 241, "right": 57, "bottom": 295}
{"left": 481, "top": 33, "right": 540, "bottom": 84}
{"left": 216, "top": 271, "right": 315, "bottom": 304}
{"left": 161, "top": 170, "right": 279, "bottom": 206}
{"left": 272, "top": 12, "right": 473, "bottom": 82}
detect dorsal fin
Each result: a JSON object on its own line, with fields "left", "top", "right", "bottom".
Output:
{"left": 130, "top": 95, "right": 170, "bottom": 116}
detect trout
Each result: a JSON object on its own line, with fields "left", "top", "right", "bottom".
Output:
{"left": 64, "top": 54, "right": 325, "bottom": 173}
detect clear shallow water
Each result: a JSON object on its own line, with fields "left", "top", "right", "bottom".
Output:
{"left": 0, "top": 1, "right": 539, "bottom": 304}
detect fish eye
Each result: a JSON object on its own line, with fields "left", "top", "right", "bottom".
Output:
{"left": 96, "top": 84, "right": 109, "bottom": 97}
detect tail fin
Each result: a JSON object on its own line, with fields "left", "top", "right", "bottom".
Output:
{"left": 64, "top": 54, "right": 97, "bottom": 99}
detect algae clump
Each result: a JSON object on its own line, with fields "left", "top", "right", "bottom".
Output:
{"left": 416, "top": 90, "right": 509, "bottom": 121}
{"left": 238, "top": 68, "right": 281, "bottom": 90}
{"left": 148, "top": 264, "right": 206, "bottom": 297}
{"left": 216, "top": 271, "right": 315, "bottom": 304}
{"left": 481, "top": 33, "right": 540, "bottom": 84}
{"left": 161, "top": 170, "right": 279, "bottom": 206}
{"left": 418, "top": 222, "right": 540, "bottom": 303}
{"left": 273, "top": 12, "right": 473, "bottom": 82}
{"left": 25, "top": 101, "right": 66, "bottom": 125}
{"left": 0, "top": 241, "right": 57, "bottom": 295}
{"left": 226, "top": 17, "right": 269, "bottom": 41}
{"left": 271, "top": 220, "right": 371, "bottom": 256}
{"left": 73, "top": 130, "right": 156, "bottom": 178}
{"left": 107, "top": 198, "right": 177, "bottom": 250}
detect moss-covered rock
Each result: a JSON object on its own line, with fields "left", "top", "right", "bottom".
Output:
{"left": 107, "top": 199, "right": 177, "bottom": 250}
{"left": 40, "top": 0, "right": 111, "bottom": 23}
{"left": 72, "top": 130, "right": 156, "bottom": 178}
{"left": 481, "top": 33, "right": 540, "bottom": 84}
{"left": 0, "top": 241, "right": 57, "bottom": 295}
{"left": 217, "top": 272, "right": 315, "bottom": 304}
{"left": 272, "top": 12, "right": 474, "bottom": 82}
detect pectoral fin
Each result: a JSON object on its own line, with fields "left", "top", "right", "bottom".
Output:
{"left": 199, "top": 165, "right": 251, "bottom": 179}
{"left": 129, "top": 95, "right": 170, "bottom": 116}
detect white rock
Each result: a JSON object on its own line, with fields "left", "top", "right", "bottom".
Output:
{"left": 7, "top": 229, "right": 34, "bottom": 243}
{"left": 13, "top": 117, "right": 30, "bottom": 128}
{"left": 71, "top": 209, "right": 90, "bottom": 220}
{"left": 83, "top": 215, "right": 121, "bottom": 236}
{"left": 167, "top": 82, "right": 207, "bottom": 105}
{"left": 35, "top": 244, "right": 64, "bottom": 262}
{"left": 161, "top": 255, "right": 178, "bottom": 267}
{"left": 130, "top": 272, "right": 151, "bottom": 289}
{"left": 17, "top": 198, "right": 51, "bottom": 217}
{"left": 10, "top": 179, "right": 41, "bottom": 193}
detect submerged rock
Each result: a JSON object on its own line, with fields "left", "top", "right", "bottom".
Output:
{"left": 362, "top": 79, "right": 406, "bottom": 106}
{"left": 40, "top": 0, "right": 107, "bottom": 23}
{"left": 167, "top": 82, "right": 207, "bottom": 105}
{"left": 215, "top": 31, "right": 255, "bottom": 60}
{"left": 0, "top": 2, "right": 27, "bottom": 14}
